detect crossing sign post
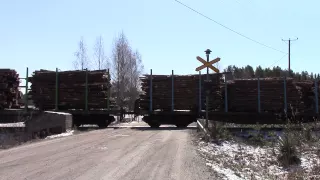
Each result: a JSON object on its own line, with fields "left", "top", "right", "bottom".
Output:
{"left": 196, "top": 49, "right": 221, "bottom": 129}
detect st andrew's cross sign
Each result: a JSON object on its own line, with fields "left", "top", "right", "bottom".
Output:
{"left": 195, "top": 56, "right": 220, "bottom": 73}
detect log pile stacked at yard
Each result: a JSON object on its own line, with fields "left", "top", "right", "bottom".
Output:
{"left": 28, "top": 69, "right": 115, "bottom": 110}
{"left": 0, "top": 69, "right": 21, "bottom": 109}
{"left": 139, "top": 74, "right": 222, "bottom": 111}
{"left": 225, "top": 78, "right": 304, "bottom": 113}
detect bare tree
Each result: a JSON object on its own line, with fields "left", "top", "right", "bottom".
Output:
{"left": 126, "top": 50, "right": 144, "bottom": 110}
{"left": 111, "top": 32, "right": 144, "bottom": 115}
{"left": 216, "top": 62, "right": 221, "bottom": 72}
{"left": 93, "top": 35, "right": 109, "bottom": 70}
{"left": 73, "top": 37, "right": 89, "bottom": 70}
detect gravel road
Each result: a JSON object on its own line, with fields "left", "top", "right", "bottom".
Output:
{"left": 0, "top": 122, "right": 215, "bottom": 180}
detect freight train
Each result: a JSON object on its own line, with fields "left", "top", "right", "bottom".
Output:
{"left": 135, "top": 71, "right": 320, "bottom": 127}
{"left": 1, "top": 68, "right": 319, "bottom": 128}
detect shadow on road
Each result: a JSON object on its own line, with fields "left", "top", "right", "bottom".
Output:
{"left": 130, "top": 126, "right": 197, "bottom": 131}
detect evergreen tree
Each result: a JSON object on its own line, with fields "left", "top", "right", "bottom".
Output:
{"left": 255, "top": 66, "right": 264, "bottom": 78}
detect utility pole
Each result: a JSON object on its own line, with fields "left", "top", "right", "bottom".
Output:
{"left": 282, "top": 38, "right": 298, "bottom": 77}
{"left": 205, "top": 49, "right": 212, "bottom": 129}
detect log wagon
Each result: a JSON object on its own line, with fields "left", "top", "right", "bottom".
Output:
{"left": 137, "top": 69, "right": 223, "bottom": 128}
{"left": 137, "top": 70, "right": 320, "bottom": 127}
{"left": 28, "top": 68, "right": 117, "bottom": 128}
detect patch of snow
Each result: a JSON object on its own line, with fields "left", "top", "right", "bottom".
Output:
{"left": 206, "top": 162, "right": 243, "bottom": 180}
{"left": 44, "top": 111, "right": 71, "bottom": 115}
{"left": 0, "top": 122, "right": 25, "bottom": 127}
{"left": 198, "top": 140, "right": 320, "bottom": 180}
{"left": 99, "top": 146, "right": 108, "bottom": 150}
{"left": 112, "top": 134, "right": 130, "bottom": 137}
{"left": 45, "top": 130, "right": 74, "bottom": 139}
{"left": 300, "top": 149, "right": 320, "bottom": 171}
{"left": 81, "top": 124, "right": 98, "bottom": 128}
{"left": 118, "top": 121, "right": 140, "bottom": 125}
{"left": 123, "top": 115, "right": 143, "bottom": 120}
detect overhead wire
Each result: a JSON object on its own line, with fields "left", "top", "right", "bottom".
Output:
{"left": 267, "top": 53, "right": 288, "bottom": 68}
{"left": 173, "top": 0, "right": 286, "bottom": 54}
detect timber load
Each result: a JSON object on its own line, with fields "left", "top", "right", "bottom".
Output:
{"left": 224, "top": 78, "right": 305, "bottom": 113}
{"left": 0, "top": 69, "right": 21, "bottom": 109}
{"left": 295, "top": 80, "right": 320, "bottom": 113}
{"left": 28, "top": 69, "right": 116, "bottom": 110}
{"left": 139, "top": 74, "right": 223, "bottom": 112}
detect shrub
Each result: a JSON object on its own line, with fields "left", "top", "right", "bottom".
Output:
{"left": 277, "top": 117, "right": 301, "bottom": 167}
{"left": 209, "top": 121, "right": 231, "bottom": 142}
{"left": 277, "top": 132, "right": 301, "bottom": 167}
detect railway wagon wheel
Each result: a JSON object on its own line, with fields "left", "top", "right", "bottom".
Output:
{"left": 148, "top": 122, "right": 160, "bottom": 128}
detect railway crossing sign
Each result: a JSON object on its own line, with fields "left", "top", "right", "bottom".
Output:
{"left": 195, "top": 56, "right": 220, "bottom": 73}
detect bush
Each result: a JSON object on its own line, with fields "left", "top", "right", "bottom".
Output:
{"left": 277, "top": 132, "right": 301, "bottom": 167}
{"left": 209, "top": 121, "right": 231, "bottom": 142}
{"left": 246, "top": 124, "right": 268, "bottom": 146}
{"left": 277, "top": 115, "right": 301, "bottom": 167}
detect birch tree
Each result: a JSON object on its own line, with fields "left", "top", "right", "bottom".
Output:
{"left": 73, "top": 37, "right": 89, "bottom": 70}
{"left": 111, "top": 32, "right": 143, "bottom": 113}
{"left": 93, "top": 35, "right": 109, "bottom": 70}
{"left": 126, "top": 50, "right": 143, "bottom": 110}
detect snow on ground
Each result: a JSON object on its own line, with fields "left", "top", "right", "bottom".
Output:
{"left": 0, "top": 122, "right": 25, "bottom": 127}
{"left": 117, "top": 120, "right": 141, "bottom": 126}
{"left": 198, "top": 140, "right": 320, "bottom": 180}
{"left": 122, "top": 115, "right": 143, "bottom": 122}
{"left": 45, "top": 130, "right": 74, "bottom": 139}
{"left": 44, "top": 111, "right": 71, "bottom": 115}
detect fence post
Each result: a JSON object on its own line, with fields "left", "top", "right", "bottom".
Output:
{"left": 55, "top": 68, "right": 59, "bottom": 111}
{"left": 107, "top": 69, "right": 110, "bottom": 111}
{"left": 284, "top": 76, "right": 287, "bottom": 114}
{"left": 199, "top": 71, "right": 202, "bottom": 113}
{"left": 149, "top": 69, "right": 153, "bottom": 113}
{"left": 225, "top": 76, "right": 228, "bottom": 112}
{"left": 85, "top": 69, "right": 88, "bottom": 112}
{"left": 24, "top": 67, "right": 29, "bottom": 112}
{"left": 315, "top": 79, "right": 319, "bottom": 114}
{"left": 172, "top": 70, "right": 174, "bottom": 112}
{"left": 258, "top": 77, "right": 261, "bottom": 113}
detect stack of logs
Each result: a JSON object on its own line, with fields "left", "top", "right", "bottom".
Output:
{"left": 295, "top": 80, "right": 319, "bottom": 113}
{"left": 224, "top": 78, "right": 305, "bottom": 113}
{"left": 28, "top": 69, "right": 115, "bottom": 110}
{"left": 0, "top": 69, "right": 21, "bottom": 109}
{"left": 139, "top": 74, "right": 223, "bottom": 111}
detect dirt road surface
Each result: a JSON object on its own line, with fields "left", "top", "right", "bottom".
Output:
{"left": 0, "top": 122, "right": 215, "bottom": 180}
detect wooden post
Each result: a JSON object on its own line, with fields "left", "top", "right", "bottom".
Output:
{"left": 24, "top": 67, "right": 29, "bottom": 112}
{"left": 55, "top": 68, "right": 59, "bottom": 111}
{"left": 199, "top": 71, "right": 202, "bottom": 113}
{"left": 149, "top": 69, "right": 153, "bottom": 113}
{"left": 107, "top": 69, "right": 110, "bottom": 111}
{"left": 225, "top": 77, "right": 228, "bottom": 112}
{"left": 85, "top": 69, "right": 88, "bottom": 112}
{"left": 258, "top": 77, "right": 261, "bottom": 113}
{"left": 283, "top": 76, "right": 287, "bottom": 113}
{"left": 315, "top": 79, "right": 319, "bottom": 114}
{"left": 171, "top": 70, "right": 174, "bottom": 112}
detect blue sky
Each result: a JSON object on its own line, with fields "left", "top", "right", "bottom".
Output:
{"left": 0, "top": 0, "right": 319, "bottom": 84}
